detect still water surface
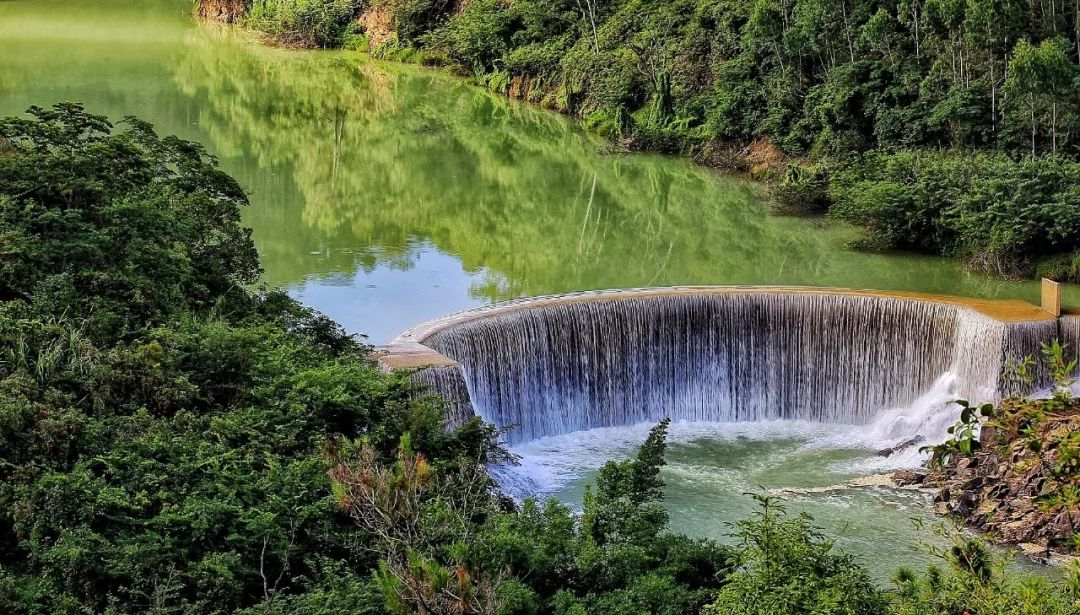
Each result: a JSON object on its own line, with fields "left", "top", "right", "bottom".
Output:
{"left": 0, "top": 0, "right": 1063, "bottom": 579}
{"left": 2, "top": 0, "right": 1076, "bottom": 343}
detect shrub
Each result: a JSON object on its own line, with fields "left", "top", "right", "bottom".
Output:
{"left": 891, "top": 539, "right": 1080, "bottom": 615}
{"left": 1038, "top": 251, "right": 1080, "bottom": 282}
{"left": 705, "top": 495, "right": 887, "bottom": 615}
{"left": 505, "top": 38, "right": 571, "bottom": 78}
{"left": 384, "top": 0, "right": 454, "bottom": 45}
{"left": 244, "top": 0, "right": 363, "bottom": 47}
{"left": 0, "top": 104, "right": 499, "bottom": 613}
{"left": 830, "top": 151, "right": 1080, "bottom": 280}
{"left": 771, "top": 163, "right": 830, "bottom": 214}
{"left": 426, "top": 0, "right": 513, "bottom": 73}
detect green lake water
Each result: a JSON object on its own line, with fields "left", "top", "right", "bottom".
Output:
{"left": 503, "top": 418, "right": 1055, "bottom": 584}
{"left": 0, "top": 0, "right": 1066, "bottom": 581}
{"left": 3, "top": 0, "right": 1077, "bottom": 343}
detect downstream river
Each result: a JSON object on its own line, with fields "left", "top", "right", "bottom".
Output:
{"left": 0, "top": 0, "right": 1064, "bottom": 580}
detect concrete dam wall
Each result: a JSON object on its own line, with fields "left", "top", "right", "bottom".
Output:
{"left": 379, "top": 287, "right": 1069, "bottom": 445}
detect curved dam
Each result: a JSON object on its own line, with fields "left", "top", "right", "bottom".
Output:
{"left": 378, "top": 287, "right": 1074, "bottom": 445}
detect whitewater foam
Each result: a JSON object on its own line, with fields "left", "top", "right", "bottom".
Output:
{"left": 385, "top": 288, "right": 1065, "bottom": 498}
{"left": 496, "top": 374, "right": 963, "bottom": 499}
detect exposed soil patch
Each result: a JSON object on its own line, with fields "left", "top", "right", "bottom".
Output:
{"left": 197, "top": 0, "right": 245, "bottom": 23}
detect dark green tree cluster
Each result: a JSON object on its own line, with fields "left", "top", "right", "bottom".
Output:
{"left": 0, "top": 103, "right": 502, "bottom": 613}
{"left": 225, "top": 0, "right": 1080, "bottom": 280}
{"left": 829, "top": 150, "right": 1080, "bottom": 278}
{"left": 411, "top": 0, "right": 1080, "bottom": 157}
{"left": 331, "top": 419, "right": 734, "bottom": 614}
{"left": 422, "top": 0, "right": 1080, "bottom": 278}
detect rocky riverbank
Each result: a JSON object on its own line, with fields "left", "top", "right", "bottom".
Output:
{"left": 894, "top": 394, "right": 1080, "bottom": 562}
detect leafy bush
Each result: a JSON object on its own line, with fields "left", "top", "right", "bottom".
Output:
{"left": 382, "top": 0, "right": 455, "bottom": 45}
{"left": 330, "top": 418, "right": 734, "bottom": 614}
{"left": 771, "top": 163, "right": 829, "bottom": 214}
{"left": 505, "top": 38, "right": 571, "bottom": 79}
{"left": 426, "top": 0, "right": 513, "bottom": 72}
{"left": 891, "top": 538, "right": 1080, "bottom": 615}
{"left": 706, "top": 495, "right": 887, "bottom": 615}
{"left": 829, "top": 151, "right": 1080, "bottom": 280}
{"left": 0, "top": 104, "right": 498, "bottom": 613}
{"left": 0, "top": 103, "right": 259, "bottom": 339}
{"left": 244, "top": 0, "right": 363, "bottom": 47}
{"left": 1038, "top": 251, "right": 1080, "bottom": 283}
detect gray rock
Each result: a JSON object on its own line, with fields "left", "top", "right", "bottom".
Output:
{"left": 876, "top": 435, "right": 926, "bottom": 457}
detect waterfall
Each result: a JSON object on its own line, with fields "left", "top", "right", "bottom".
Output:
{"left": 387, "top": 289, "right": 1062, "bottom": 446}
{"left": 1062, "top": 314, "right": 1080, "bottom": 373}
{"left": 409, "top": 365, "right": 475, "bottom": 428}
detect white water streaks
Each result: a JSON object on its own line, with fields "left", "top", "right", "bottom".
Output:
{"left": 382, "top": 287, "right": 1069, "bottom": 579}
{"left": 382, "top": 287, "right": 1059, "bottom": 445}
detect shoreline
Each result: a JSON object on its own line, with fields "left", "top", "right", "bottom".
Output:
{"left": 198, "top": 8, "right": 793, "bottom": 179}
{"left": 193, "top": 4, "right": 1080, "bottom": 288}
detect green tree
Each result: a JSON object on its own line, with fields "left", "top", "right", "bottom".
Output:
{"left": 1004, "top": 37, "right": 1078, "bottom": 155}
{"left": 0, "top": 104, "right": 500, "bottom": 613}
{"left": 706, "top": 495, "right": 887, "bottom": 615}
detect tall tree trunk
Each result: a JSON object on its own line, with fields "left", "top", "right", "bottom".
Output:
{"left": 960, "top": 43, "right": 965, "bottom": 86}
{"left": 913, "top": 6, "right": 921, "bottom": 60}
{"left": 991, "top": 62, "right": 997, "bottom": 140}
{"left": 842, "top": 1, "right": 855, "bottom": 64}
{"left": 1075, "top": 0, "right": 1080, "bottom": 62}
{"left": 1032, "top": 102, "right": 1038, "bottom": 157}
{"left": 1052, "top": 101, "right": 1058, "bottom": 152}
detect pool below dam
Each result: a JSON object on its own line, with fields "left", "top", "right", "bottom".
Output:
{"left": 380, "top": 286, "right": 1078, "bottom": 579}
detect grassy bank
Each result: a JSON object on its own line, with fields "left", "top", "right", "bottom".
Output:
{"left": 203, "top": 0, "right": 1080, "bottom": 281}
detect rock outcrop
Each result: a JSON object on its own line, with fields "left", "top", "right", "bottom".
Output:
{"left": 919, "top": 398, "right": 1080, "bottom": 555}
{"left": 357, "top": 6, "right": 396, "bottom": 48}
{"left": 876, "top": 435, "right": 925, "bottom": 458}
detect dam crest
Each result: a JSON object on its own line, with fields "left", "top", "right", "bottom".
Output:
{"left": 378, "top": 287, "right": 1076, "bottom": 445}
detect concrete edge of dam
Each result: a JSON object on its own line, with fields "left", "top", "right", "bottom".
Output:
{"left": 377, "top": 285, "right": 1064, "bottom": 371}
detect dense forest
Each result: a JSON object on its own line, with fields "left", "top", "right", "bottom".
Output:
{"left": 2, "top": 103, "right": 1080, "bottom": 613}
{"left": 211, "top": 0, "right": 1080, "bottom": 280}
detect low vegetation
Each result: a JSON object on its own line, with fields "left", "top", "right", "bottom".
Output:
{"left": 0, "top": 102, "right": 497, "bottom": 612}
{"left": 242, "top": 0, "right": 363, "bottom": 47}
